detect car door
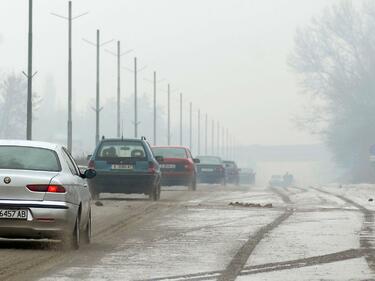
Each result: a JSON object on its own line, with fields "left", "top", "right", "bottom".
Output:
{"left": 61, "top": 148, "right": 90, "bottom": 222}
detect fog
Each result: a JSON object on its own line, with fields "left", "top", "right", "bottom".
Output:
{"left": 1, "top": 0, "right": 374, "bottom": 183}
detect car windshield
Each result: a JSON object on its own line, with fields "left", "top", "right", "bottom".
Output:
{"left": 0, "top": 146, "right": 61, "bottom": 172}
{"left": 198, "top": 157, "right": 222, "bottom": 165}
{"left": 152, "top": 147, "right": 187, "bottom": 159}
{"left": 97, "top": 141, "right": 146, "bottom": 159}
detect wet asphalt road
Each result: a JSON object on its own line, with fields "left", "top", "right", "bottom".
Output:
{"left": 0, "top": 184, "right": 374, "bottom": 281}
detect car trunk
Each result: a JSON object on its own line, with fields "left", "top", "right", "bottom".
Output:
{"left": 95, "top": 157, "right": 149, "bottom": 173}
{"left": 0, "top": 170, "right": 59, "bottom": 201}
{"left": 160, "top": 158, "right": 191, "bottom": 172}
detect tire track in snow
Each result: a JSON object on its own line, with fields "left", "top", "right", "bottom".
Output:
{"left": 216, "top": 188, "right": 294, "bottom": 281}
{"left": 312, "top": 187, "right": 375, "bottom": 272}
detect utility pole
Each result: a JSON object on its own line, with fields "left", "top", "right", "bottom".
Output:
{"left": 51, "top": 1, "right": 88, "bottom": 152}
{"left": 205, "top": 113, "right": 208, "bottom": 155}
{"left": 222, "top": 126, "right": 225, "bottom": 159}
{"left": 197, "top": 109, "right": 201, "bottom": 155}
{"left": 217, "top": 121, "right": 220, "bottom": 157}
{"left": 154, "top": 72, "right": 157, "bottom": 144}
{"left": 226, "top": 128, "right": 229, "bottom": 159}
{"left": 211, "top": 119, "right": 215, "bottom": 155}
{"left": 83, "top": 30, "right": 113, "bottom": 145}
{"left": 167, "top": 84, "right": 171, "bottom": 145}
{"left": 124, "top": 57, "right": 146, "bottom": 138}
{"left": 26, "top": 0, "right": 33, "bottom": 140}
{"left": 189, "top": 102, "right": 193, "bottom": 152}
{"left": 180, "top": 93, "right": 183, "bottom": 146}
{"left": 105, "top": 42, "right": 132, "bottom": 138}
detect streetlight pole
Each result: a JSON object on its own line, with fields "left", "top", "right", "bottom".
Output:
{"left": 26, "top": 0, "right": 33, "bottom": 140}
{"left": 83, "top": 30, "right": 113, "bottom": 145}
{"left": 105, "top": 43, "right": 132, "bottom": 138}
{"left": 134, "top": 57, "right": 138, "bottom": 138}
{"left": 189, "top": 102, "right": 193, "bottom": 152}
{"left": 198, "top": 109, "right": 201, "bottom": 155}
{"left": 217, "top": 121, "right": 220, "bottom": 157}
{"left": 205, "top": 113, "right": 208, "bottom": 155}
{"left": 154, "top": 71, "right": 157, "bottom": 144}
{"left": 180, "top": 93, "right": 183, "bottom": 146}
{"left": 167, "top": 84, "right": 171, "bottom": 145}
{"left": 211, "top": 119, "right": 215, "bottom": 155}
{"left": 52, "top": 1, "right": 88, "bottom": 152}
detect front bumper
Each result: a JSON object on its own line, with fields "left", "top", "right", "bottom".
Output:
{"left": 0, "top": 200, "right": 78, "bottom": 239}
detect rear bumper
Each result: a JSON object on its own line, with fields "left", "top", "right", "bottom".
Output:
{"left": 0, "top": 200, "right": 78, "bottom": 239}
{"left": 161, "top": 172, "right": 194, "bottom": 186}
{"left": 88, "top": 172, "right": 159, "bottom": 194}
{"left": 198, "top": 172, "right": 224, "bottom": 183}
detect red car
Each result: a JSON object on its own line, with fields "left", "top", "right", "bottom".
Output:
{"left": 152, "top": 146, "right": 199, "bottom": 191}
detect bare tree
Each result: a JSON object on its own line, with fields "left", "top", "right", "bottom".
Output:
{"left": 290, "top": 1, "right": 375, "bottom": 182}
{"left": 0, "top": 73, "right": 40, "bottom": 139}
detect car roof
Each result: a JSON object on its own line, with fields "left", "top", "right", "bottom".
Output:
{"left": 152, "top": 146, "right": 189, "bottom": 150}
{"left": 100, "top": 138, "right": 144, "bottom": 142}
{"left": 0, "top": 140, "right": 62, "bottom": 151}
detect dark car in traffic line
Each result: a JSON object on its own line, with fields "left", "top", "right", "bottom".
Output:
{"left": 152, "top": 146, "right": 199, "bottom": 191}
{"left": 87, "top": 137, "right": 162, "bottom": 201}
{"left": 196, "top": 156, "right": 226, "bottom": 185}
{"left": 223, "top": 160, "right": 240, "bottom": 185}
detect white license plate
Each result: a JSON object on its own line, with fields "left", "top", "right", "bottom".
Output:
{"left": 202, "top": 168, "right": 214, "bottom": 172}
{"left": 161, "top": 164, "right": 176, "bottom": 169}
{"left": 0, "top": 209, "right": 28, "bottom": 220}
{"left": 112, "top": 164, "right": 134, "bottom": 170}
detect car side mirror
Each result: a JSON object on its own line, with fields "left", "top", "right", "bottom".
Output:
{"left": 86, "top": 154, "right": 92, "bottom": 161}
{"left": 83, "top": 169, "right": 96, "bottom": 179}
{"left": 193, "top": 158, "right": 200, "bottom": 164}
{"left": 155, "top": 156, "right": 164, "bottom": 163}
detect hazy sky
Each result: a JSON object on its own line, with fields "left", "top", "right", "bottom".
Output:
{"left": 0, "top": 0, "right": 342, "bottom": 146}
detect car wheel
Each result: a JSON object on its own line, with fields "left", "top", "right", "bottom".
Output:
{"left": 90, "top": 187, "right": 100, "bottom": 200}
{"left": 63, "top": 215, "right": 80, "bottom": 250}
{"left": 82, "top": 209, "right": 92, "bottom": 244}
{"left": 156, "top": 183, "right": 161, "bottom": 200}
{"left": 188, "top": 177, "right": 197, "bottom": 191}
{"left": 149, "top": 185, "right": 157, "bottom": 201}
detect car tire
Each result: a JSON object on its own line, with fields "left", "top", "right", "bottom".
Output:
{"left": 156, "top": 183, "right": 161, "bottom": 200}
{"left": 90, "top": 187, "right": 100, "bottom": 200}
{"left": 149, "top": 184, "right": 158, "bottom": 201}
{"left": 63, "top": 215, "right": 80, "bottom": 250}
{"left": 82, "top": 209, "right": 92, "bottom": 244}
{"left": 188, "top": 177, "right": 197, "bottom": 191}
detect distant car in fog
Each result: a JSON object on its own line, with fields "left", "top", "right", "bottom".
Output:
{"left": 223, "top": 161, "right": 240, "bottom": 185}
{"left": 239, "top": 168, "right": 256, "bottom": 185}
{"left": 196, "top": 156, "right": 226, "bottom": 185}
{"left": 0, "top": 140, "right": 96, "bottom": 249}
{"left": 152, "top": 146, "right": 199, "bottom": 191}
{"left": 87, "top": 137, "right": 162, "bottom": 201}
{"left": 269, "top": 175, "right": 284, "bottom": 187}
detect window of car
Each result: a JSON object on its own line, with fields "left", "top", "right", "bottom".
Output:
{"left": 197, "top": 156, "right": 222, "bottom": 165}
{"left": 61, "top": 148, "right": 79, "bottom": 175}
{"left": 0, "top": 146, "right": 61, "bottom": 172}
{"left": 97, "top": 141, "right": 147, "bottom": 159}
{"left": 152, "top": 147, "right": 188, "bottom": 159}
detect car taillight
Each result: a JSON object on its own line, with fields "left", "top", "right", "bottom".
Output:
{"left": 26, "top": 185, "right": 66, "bottom": 193}
{"left": 88, "top": 160, "right": 95, "bottom": 169}
{"left": 148, "top": 162, "right": 156, "bottom": 174}
{"left": 184, "top": 162, "right": 194, "bottom": 171}
{"left": 216, "top": 166, "right": 225, "bottom": 173}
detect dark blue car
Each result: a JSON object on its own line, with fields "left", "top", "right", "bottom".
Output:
{"left": 87, "top": 138, "right": 162, "bottom": 201}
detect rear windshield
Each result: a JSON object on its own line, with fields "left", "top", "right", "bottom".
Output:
{"left": 0, "top": 146, "right": 61, "bottom": 172}
{"left": 224, "top": 162, "right": 236, "bottom": 168}
{"left": 97, "top": 141, "right": 147, "bottom": 159}
{"left": 152, "top": 147, "right": 187, "bottom": 159}
{"left": 198, "top": 156, "right": 222, "bottom": 165}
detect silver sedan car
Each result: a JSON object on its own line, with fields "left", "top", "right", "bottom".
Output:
{"left": 0, "top": 140, "right": 96, "bottom": 249}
